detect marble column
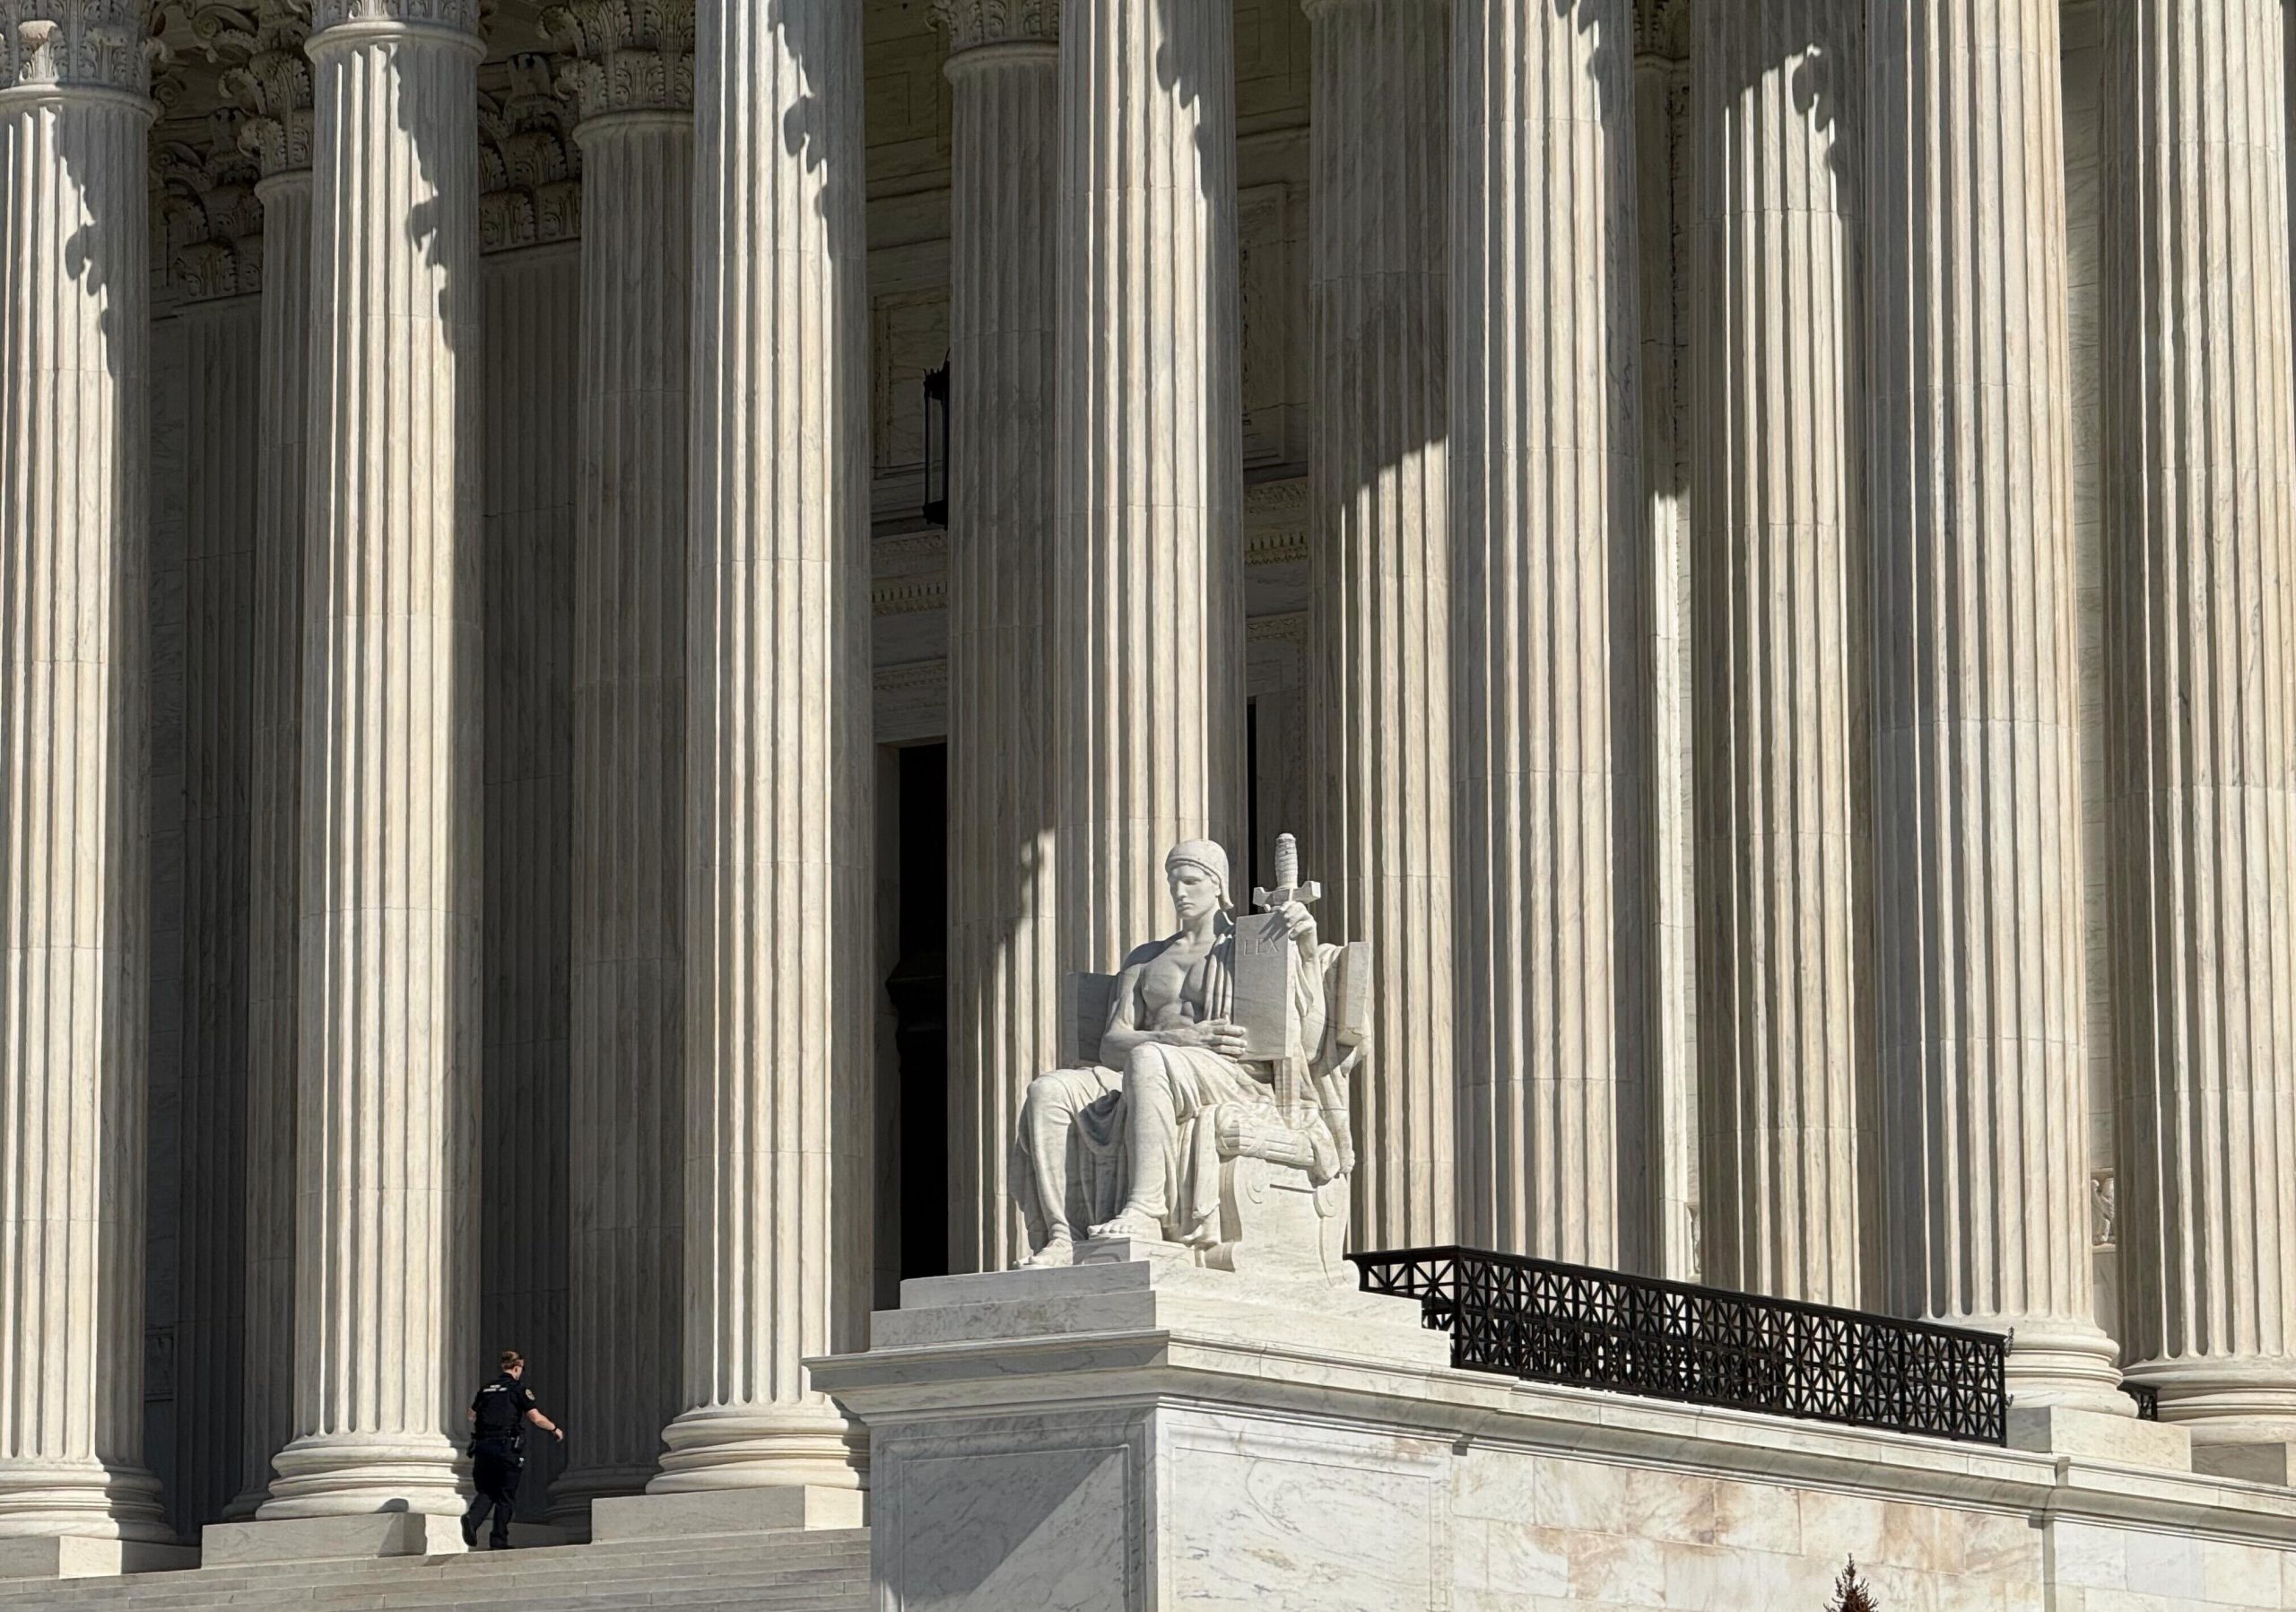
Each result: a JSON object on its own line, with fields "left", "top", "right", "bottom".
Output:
{"left": 260, "top": 0, "right": 484, "bottom": 1518}
{"left": 1303, "top": 0, "right": 1453, "bottom": 1253}
{"left": 1691, "top": 0, "right": 1867, "bottom": 1304}
{"left": 1866, "top": 0, "right": 2123, "bottom": 1411}
{"left": 0, "top": 0, "right": 171, "bottom": 1546}
{"left": 1451, "top": 0, "right": 1645, "bottom": 1267}
{"left": 1631, "top": 0, "right": 1697, "bottom": 1283}
{"left": 551, "top": 0, "right": 693, "bottom": 1521}
{"left": 936, "top": 0, "right": 1061, "bottom": 1277}
{"left": 2103, "top": 0, "right": 2296, "bottom": 1443}
{"left": 219, "top": 1, "right": 314, "bottom": 1521}
{"left": 1057, "top": 0, "right": 1247, "bottom": 977}
{"left": 650, "top": 0, "right": 871, "bottom": 1498}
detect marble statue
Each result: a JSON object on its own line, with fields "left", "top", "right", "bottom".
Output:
{"left": 1011, "top": 835, "right": 1369, "bottom": 1282}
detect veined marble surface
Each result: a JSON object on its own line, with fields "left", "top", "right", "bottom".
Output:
{"left": 815, "top": 1255, "right": 2296, "bottom": 1612}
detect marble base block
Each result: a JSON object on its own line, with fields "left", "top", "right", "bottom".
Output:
{"left": 199, "top": 1512, "right": 468, "bottom": 1568}
{"left": 588, "top": 1486, "right": 865, "bottom": 1544}
{"left": 0, "top": 1538, "right": 196, "bottom": 1582}
{"left": 2005, "top": 1405, "right": 2193, "bottom": 1468}
{"left": 813, "top": 1253, "right": 2296, "bottom": 1612}
{"left": 2192, "top": 1441, "right": 2296, "bottom": 1486}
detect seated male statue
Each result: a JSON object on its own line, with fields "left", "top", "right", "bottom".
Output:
{"left": 1011, "top": 837, "right": 1361, "bottom": 1275}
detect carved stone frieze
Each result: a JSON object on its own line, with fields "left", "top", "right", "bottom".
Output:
{"left": 927, "top": 0, "right": 1057, "bottom": 55}
{"left": 153, "top": 106, "right": 264, "bottom": 297}
{"left": 542, "top": 0, "right": 691, "bottom": 120}
{"left": 479, "top": 50, "right": 580, "bottom": 250}
{"left": 0, "top": 0, "right": 166, "bottom": 97}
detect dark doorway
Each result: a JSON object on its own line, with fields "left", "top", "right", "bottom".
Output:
{"left": 884, "top": 743, "right": 950, "bottom": 1284}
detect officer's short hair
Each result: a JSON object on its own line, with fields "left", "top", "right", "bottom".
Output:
{"left": 500, "top": 1349, "right": 524, "bottom": 1371}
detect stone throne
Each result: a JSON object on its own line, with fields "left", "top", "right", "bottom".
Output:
{"left": 1055, "top": 836, "right": 1374, "bottom": 1286}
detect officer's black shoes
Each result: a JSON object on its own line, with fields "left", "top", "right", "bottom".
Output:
{"left": 459, "top": 1515, "right": 478, "bottom": 1550}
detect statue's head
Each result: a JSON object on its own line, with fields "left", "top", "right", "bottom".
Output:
{"left": 1163, "top": 841, "right": 1231, "bottom": 922}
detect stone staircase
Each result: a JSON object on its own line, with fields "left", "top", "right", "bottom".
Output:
{"left": 0, "top": 1529, "right": 872, "bottom": 1610}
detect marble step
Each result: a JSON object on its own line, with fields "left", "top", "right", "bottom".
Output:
{"left": 0, "top": 1531, "right": 873, "bottom": 1611}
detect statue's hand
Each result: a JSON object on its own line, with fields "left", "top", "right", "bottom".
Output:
{"left": 1168, "top": 1018, "right": 1249, "bottom": 1058}
{"left": 1280, "top": 900, "right": 1318, "bottom": 955}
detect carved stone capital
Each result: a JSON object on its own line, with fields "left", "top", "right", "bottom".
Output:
{"left": 309, "top": 0, "right": 476, "bottom": 38}
{"left": 0, "top": 0, "right": 166, "bottom": 98}
{"left": 928, "top": 0, "right": 1057, "bottom": 56}
{"left": 1632, "top": 0, "right": 1688, "bottom": 64}
{"left": 479, "top": 50, "right": 580, "bottom": 250}
{"left": 153, "top": 106, "right": 264, "bottom": 296}
{"left": 196, "top": 0, "right": 314, "bottom": 173}
{"left": 541, "top": 0, "right": 690, "bottom": 120}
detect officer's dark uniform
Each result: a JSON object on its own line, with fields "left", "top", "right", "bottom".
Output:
{"left": 461, "top": 1372, "right": 541, "bottom": 1548}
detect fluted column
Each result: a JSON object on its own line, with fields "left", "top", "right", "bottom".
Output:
{"left": 550, "top": 0, "right": 692, "bottom": 1523}
{"left": 221, "top": 0, "right": 313, "bottom": 1521}
{"left": 936, "top": 0, "right": 1060, "bottom": 1277}
{"left": 0, "top": 0, "right": 170, "bottom": 1545}
{"left": 650, "top": 0, "right": 870, "bottom": 1497}
{"left": 1057, "top": 0, "right": 1246, "bottom": 975}
{"left": 1303, "top": 0, "right": 1452, "bottom": 1252}
{"left": 260, "top": 0, "right": 483, "bottom": 1518}
{"left": 2103, "top": 0, "right": 2296, "bottom": 1442}
{"left": 1692, "top": 0, "right": 1866, "bottom": 1304}
{"left": 1451, "top": 0, "right": 1644, "bottom": 1266}
{"left": 1867, "top": 0, "right": 2122, "bottom": 1411}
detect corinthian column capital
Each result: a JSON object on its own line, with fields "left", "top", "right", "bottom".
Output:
{"left": 309, "top": 0, "right": 477, "bottom": 40}
{"left": 929, "top": 0, "right": 1057, "bottom": 56}
{"left": 543, "top": 0, "right": 691, "bottom": 119}
{"left": 0, "top": 0, "right": 164, "bottom": 98}
{"left": 210, "top": 0, "right": 315, "bottom": 176}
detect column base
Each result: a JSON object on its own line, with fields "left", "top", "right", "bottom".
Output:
{"left": 254, "top": 1432, "right": 466, "bottom": 1520}
{"left": 593, "top": 1485, "right": 865, "bottom": 1543}
{"left": 2005, "top": 1405, "right": 2191, "bottom": 1468}
{"left": 0, "top": 1460, "right": 176, "bottom": 1546}
{"left": 202, "top": 1512, "right": 468, "bottom": 1568}
{"left": 647, "top": 1403, "right": 865, "bottom": 1494}
{"left": 2125, "top": 1355, "right": 2296, "bottom": 1449}
{"left": 1957, "top": 1313, "right": 2132, "bottom": 1416}
{"left": 0, "top": 1538, "right": 196, "bottom": 1582}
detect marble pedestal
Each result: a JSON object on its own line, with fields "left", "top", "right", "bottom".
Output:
{"left": 815, "top": 1255, "right": 2296, "bottom": 1612}
{"left": 811, "top": 1257, "right": 1448, "bottom": 1612}
{"left": 0, "top": 1539, "right": 196, "bottom": 1584}
{"left": 199, "top": 1512, "right": 469, "bottom": 1567}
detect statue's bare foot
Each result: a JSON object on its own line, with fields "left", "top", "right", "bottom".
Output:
{"left": 1013, "top": 1235, "right": 1074, "bottom": 1269}
{"left": 1086, "top": 1210, "right": 1164, "bottom": 1242}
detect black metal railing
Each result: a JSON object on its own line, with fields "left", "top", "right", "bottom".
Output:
{"left": 1350, "top": 1246, "right": 2010, "bottom": 1446}
{"left": 2123, "top": 1381, "right": 2160, "bottom": 1421}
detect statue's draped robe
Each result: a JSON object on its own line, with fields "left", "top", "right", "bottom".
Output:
{"left": 1014, "top": 917, "right": 1339, "bottom": 1249}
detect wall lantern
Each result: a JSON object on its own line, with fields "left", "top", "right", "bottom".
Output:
{"left": 922, "top": 358, "right": 951, "bottom": 527}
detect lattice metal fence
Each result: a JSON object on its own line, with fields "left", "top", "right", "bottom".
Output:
{"left": 1349, "top": 1246, "right": 2010, "bottom": 1446}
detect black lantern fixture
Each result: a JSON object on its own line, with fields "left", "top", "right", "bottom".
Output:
{"left": 921, "top": 357, "right": 951, "bottom": 527}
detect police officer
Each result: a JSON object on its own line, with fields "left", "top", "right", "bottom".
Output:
{"left": 460, "top": 1349, "right": 564, "bottom": 1550}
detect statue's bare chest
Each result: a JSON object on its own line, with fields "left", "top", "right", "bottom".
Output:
{"left": 1138, "top": 943, "right": 1214, "bottom": 1028}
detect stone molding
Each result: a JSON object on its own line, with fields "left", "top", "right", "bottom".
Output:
{"left": 0, "top": 0, "right": 163, "bottom": 97}
{"left": 154, "top": 106, "right": 265, "bottom": 297}
{"left": 543, "top": 0, "right": 692, "bottom": 119}
{"left": 928, "top": 0, "right": 1057, "bottom": 54}
{"left": 479, "top": 51, "right": 580, "bottom": 251}
{"left": 309, "top": 0, "right": 476, "bottom": 35}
